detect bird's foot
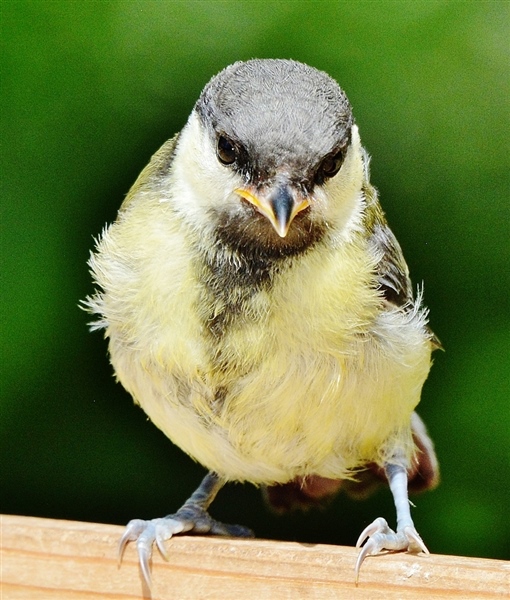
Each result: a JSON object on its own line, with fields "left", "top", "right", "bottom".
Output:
{"left": 118, "top": 504, "right": 253, "bottom": 588}
{"left": 355, "top": 517, "right": 428, "bottom": 581}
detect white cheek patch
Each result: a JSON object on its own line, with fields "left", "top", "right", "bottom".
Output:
{"left": 168, "top": 113, "right": 243, "bottom": 225}
{"left": 336, "top": 125, "right": 364, "bottom": 192}
{"left": 313, "top": 125, "right": 365, "bottom": 239}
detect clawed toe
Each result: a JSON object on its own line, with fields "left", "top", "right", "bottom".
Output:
{"left": 118, "top": 509, "right": 253, "bottom": 589}
{"left": 403, "top": 525, "right": 429, "bottom": 554}
{"left": 355, "top": 517, "right": 390, "bottom": 549}
{"left": 118, "top": 517, "right": 182, "bottom": 587}
{"left": 355, "top": 517, "right": 429, "bottom": 581}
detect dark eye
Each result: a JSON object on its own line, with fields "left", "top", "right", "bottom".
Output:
{"left": 217, "top": 135, "right": 237, "bottom": 165}
{"left": 320, "top": 151, "right": 344, "bottom": 178}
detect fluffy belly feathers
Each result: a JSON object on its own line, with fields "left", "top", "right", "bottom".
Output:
{"left": 97, "top": 214, "right": 432, "bottom": 485}
{"left": 109, "top": 302, "right": 431, "bottom": 484}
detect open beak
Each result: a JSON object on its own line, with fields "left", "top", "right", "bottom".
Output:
{"left": 235, "top": 183, "right": 310, "bottom": 238}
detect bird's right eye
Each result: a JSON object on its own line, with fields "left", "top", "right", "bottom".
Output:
{"left": 217, "top": 136, "right": 237, "bottom": 165}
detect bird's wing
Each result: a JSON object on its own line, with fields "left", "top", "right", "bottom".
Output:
{"left": 363, "top": 185, "right": 442, "bottom": 349}
{"left": 363, "top": 184, "right": 413, "bottom": 308}
{"left": 118, "top": 134, "right": 180, "bottom": 214}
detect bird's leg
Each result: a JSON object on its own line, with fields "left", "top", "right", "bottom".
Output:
{"left": 355, "top": 462, "right": 428, "bottom": 580}
{"left": 118, "top": 471, "right": 253, "bottom": 588}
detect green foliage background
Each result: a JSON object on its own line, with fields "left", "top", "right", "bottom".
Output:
{"left": 2, "top": 0, "right": 509, "bottom": 561}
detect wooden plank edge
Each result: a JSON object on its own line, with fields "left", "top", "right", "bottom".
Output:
{"left": 1, "top": 514, "right": 509, "bottom": 600}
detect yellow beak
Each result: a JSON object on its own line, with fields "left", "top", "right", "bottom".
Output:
{"left": 235, "top": 184, "right": 310, "bottom": 238}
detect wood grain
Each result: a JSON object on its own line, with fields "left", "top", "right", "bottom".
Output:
{"left": 1, "top": 515, "right": 508, "bottom": 599}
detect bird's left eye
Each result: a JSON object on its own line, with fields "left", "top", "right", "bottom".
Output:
{"left": 320, "top": 151, "right": 344, "bottom": 178}
{"left": 217, "top": 136, "right": 237, "bottom": 165}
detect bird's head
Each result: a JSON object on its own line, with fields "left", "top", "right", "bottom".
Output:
{"left": 168, "top": 59, "right": 366, "bottom": 257}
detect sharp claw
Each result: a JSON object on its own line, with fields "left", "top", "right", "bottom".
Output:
{"left": 155, "top": 533, "right": 170, "bottom": 561}
{"left": 404, "top": 526, "right": 429, "bottom": 554}
{"left": 118, "top": 535, "right": 129, "bottom": 566}
{"left": 356, "top": 517, "right": 388, "bottom": 548}
{"left": 118, "top": 509, "right": 252, "bottom": 589}
{"left": 355, "top": 529, "right": 368, "bottom": 550}
{"left": 118, "top": 519, "right": 145, "bottom": 565}
{"left": 354, "top": 540, "right": 372, "bottom": 583}
{"left": 155, "top": 537, "right": 168, "bottom": 560}
{"left": 138, "top": 543, "right": 152, "bottom": 590}
{"left": 136, "top": 526, "right": 157, "bottom": 590}
{"left": 354, "top": 518, "right": 429, "bottom": 583}
{"left": 355, "top": 518, "right": 389, "bottom": 583}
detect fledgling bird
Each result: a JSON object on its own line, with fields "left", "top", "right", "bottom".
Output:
{"left": 84, "top": 59, "right": 440, "bottom": 586}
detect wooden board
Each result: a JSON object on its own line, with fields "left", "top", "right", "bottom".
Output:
{"left": 1, "top": 515, "right": 509, "bottom": 599}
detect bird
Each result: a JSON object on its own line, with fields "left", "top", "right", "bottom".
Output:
{"left": 84, "top": 58, "right": 440, "bottom": 587}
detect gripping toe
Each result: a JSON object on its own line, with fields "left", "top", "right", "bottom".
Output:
{"left": 118, "top": 510, "right": 252, "bottom": 589}
{"left": 355, "top": 517, "right": 429, "bottom": 582}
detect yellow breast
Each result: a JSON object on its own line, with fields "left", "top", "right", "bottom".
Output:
{"left": 98, "top": 212, "right": 431, "bottom": 484}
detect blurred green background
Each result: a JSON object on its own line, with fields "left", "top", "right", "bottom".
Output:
{"left": 2, "top": 0, "right": 509, "bottom": 562}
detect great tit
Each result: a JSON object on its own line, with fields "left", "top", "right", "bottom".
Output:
{"left": 85, "top": 59, "right": 440, "bottom": 586}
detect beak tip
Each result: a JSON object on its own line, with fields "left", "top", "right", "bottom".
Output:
{"left": 235, "top": 185, "right": 309, "bottom": 238}
{"left": 274, "top": 223, "right": 290, "bottom": 238}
